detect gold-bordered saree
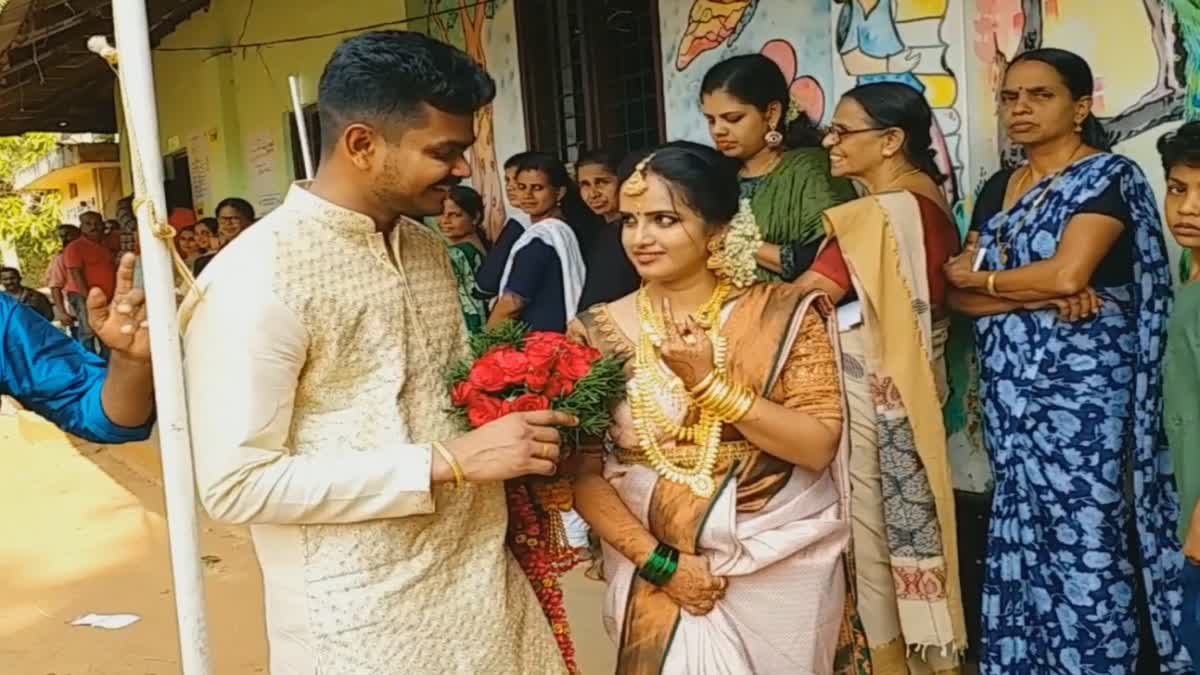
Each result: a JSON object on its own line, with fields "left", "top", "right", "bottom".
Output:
{"left": 573, "top": 283, "right": 862, "bottom": 675}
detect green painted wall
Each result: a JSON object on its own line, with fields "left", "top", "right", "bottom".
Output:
{"left": 126, "top": 0, "right": 409, "bottom": 215}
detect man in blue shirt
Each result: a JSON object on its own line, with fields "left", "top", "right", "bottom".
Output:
{"left": 4, "top": 252, "right": 154, "bottom": 443}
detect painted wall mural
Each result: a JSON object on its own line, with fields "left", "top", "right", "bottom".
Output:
{"left": 662, "top": 0, "right": 835, "bottom": 143}
{"left": 420, "top": 0, "right": 516, "bottom": 240}
{"left": 832, "top": 0, "right": 966, "bottom": 203}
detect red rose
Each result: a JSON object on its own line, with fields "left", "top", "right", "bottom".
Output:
{"left": 526, "top": 367, "right": 552, "bottom": 393}
{"left": 525, "top": 341, "right": 561, "bottom": 373}
{"left": 501, "top": 399, "right": 514, "bottom": 416}
{"left": 526, "top": 331, "right": 570, "bottom": 349}
{"left": 467, "top": 395, "right": 505, "bottom": 427}
{"left": 468, "top": 354, "right": 508, "bottom": 393}
{"left": 491, "top": 346, "right": 530, "bottom": 385}
{"left": 544, "top": 375, "right": 575, "bottom": 399}
{"left": 556, "top": 347, "right": 595, "bottom": 381}
{"left": 510, "top": 393, "right": 551, "bottom": 413}
{"left": 451, "top": 381, "right": 478, "bottom": 407}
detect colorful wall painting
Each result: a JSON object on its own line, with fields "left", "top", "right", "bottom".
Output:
{"left": 831, "top": 0, "right": 967, "bottom": 203}
{"left": 661, "top": 0, "right": 835, "bottom": 143}
{"left": 420, "top": 0, "right": 515, "bottom": 240}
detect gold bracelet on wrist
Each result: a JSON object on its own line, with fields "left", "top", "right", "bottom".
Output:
{"left": 689, "top": 368, "right": 719, "bottom": 396}
{"left": 693, "top": 372, "right": 756, "bottom": 422}
{"left": 986, "top": 272, "right": 998, "bottom": 297}
{"left": 432, "top": 441, "right": 465, "bottom": 488}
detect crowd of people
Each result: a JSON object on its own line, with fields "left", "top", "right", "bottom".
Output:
{"left": 420, "top": 37, "right": 1199, "bottom": 674}
{"left": 10, "top": 28, "right": 1199, "bottom": 675}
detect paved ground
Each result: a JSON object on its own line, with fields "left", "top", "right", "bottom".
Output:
{"left": 0, "top": 406, "right": 616, "bottom": 674}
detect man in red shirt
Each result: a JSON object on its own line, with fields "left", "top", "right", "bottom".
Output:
{"left": 64, "top": 211, "right": 116, "bottom": 354}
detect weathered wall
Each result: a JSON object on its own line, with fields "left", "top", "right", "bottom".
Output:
{"left": 660, "top": 0, "right": 836, "bottom": 142}
{"left": 131, "top": 0, "right": 409, "bottom": 216}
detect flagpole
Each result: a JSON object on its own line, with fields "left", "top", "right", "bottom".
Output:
{"left": 288, "top": 75, "right": 315, "bottom": 180}
{"left": 94, "top": 3, "right": 212, "bottom": 673}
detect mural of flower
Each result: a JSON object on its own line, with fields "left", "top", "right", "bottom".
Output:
{"left": 760, "top": 39, "right": 825, "bottom": 122}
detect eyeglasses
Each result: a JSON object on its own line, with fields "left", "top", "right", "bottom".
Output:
{"left": 821, "top": 125, "right": 886, "bottom": 142}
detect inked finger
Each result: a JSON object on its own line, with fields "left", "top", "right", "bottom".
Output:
{"left": 113, "top": 253, "right": 138, "bottom": 297}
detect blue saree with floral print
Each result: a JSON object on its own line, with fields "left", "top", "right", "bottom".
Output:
{"left": 973, "top": 153, "right": 1192, "bottom": 673}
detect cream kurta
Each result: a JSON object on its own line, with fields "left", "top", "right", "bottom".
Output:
{"left": 181, "top": 185, "right": 565, "bottom": 675}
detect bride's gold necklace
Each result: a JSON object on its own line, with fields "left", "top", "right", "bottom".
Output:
{"left": 629, "top": 279, "right": 733, "bottom": 498}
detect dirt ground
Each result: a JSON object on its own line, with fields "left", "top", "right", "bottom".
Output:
{"left": 0, "top": 406, "right": 615, "bottom": 675}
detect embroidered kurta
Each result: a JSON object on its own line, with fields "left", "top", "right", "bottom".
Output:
{"left": 181, "top": 184, "right": 565, "bottom": 675}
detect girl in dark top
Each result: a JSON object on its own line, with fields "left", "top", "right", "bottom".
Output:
{"left": 475, "top": 152, "right": 533, "bottom": 301}
{"left": 943, "top": 48, "right": 1191, "bottom": 674}
{"left": 488, "top": 153, "right": 588, "bottom": 332}
{"left": 577, "top": 148, "right": 640, "bottom": 311}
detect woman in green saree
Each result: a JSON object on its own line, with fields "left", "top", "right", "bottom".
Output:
{"left": 440, "top": 185, "right": 490, "bottom": 334}
{"left": 701, "top": 54, "right": 857, "bottom": 282}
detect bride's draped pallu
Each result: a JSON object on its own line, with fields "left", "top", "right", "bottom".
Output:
{"left": 574, "top": 284, "right": 856, "bottom": 674}
{"left": 972, "top": 154, "right": 1192, "bottom": 673}
{"left": 822, "top": 191, "right": 967, "bottom": 672}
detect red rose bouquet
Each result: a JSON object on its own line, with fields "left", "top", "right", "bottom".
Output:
{"left": 446, "top": 322, "right": 626, "bottom": 673}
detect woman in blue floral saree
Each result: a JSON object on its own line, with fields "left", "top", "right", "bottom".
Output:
{"left": 946, "top": 49, "right": 1192, "bottom": 674}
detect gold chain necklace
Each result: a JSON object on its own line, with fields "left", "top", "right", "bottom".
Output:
{"left": 630, "top": 280, "right": 733, "bottom": 497}
{"left": 995, "top": 145, "right": 1085, "bottom": 265}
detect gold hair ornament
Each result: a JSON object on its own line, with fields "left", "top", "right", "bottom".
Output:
{"left": 622, "top": 153, "right": 656, "bottom": 198}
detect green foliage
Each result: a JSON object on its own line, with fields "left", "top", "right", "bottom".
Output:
{"left": 557, "top": 355, "right": 627, "bottom": 438}
{"left": 467, "top": 319, "right": 530, "bottom": 358}
{"left": 0, "top": 133, "right": 62, "bottom": 283}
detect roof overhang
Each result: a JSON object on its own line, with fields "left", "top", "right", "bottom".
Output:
{"left": 0, "top": 0, "right": 211, "bottom": 137}
{"left": 14, "top": 141, "right": 119, "bottom": 189}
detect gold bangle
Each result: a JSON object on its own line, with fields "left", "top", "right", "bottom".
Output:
{"left": 694, "top": 373, "right": 756, "bottom": 422}
{"left": 986, "top": 272, "right": 998, "bottom": 296}
{"left": 432, "top": 441, "right": 465, "bottom": 488}
{"left": 689, "top": 368, "right": 719, "bottom": 396}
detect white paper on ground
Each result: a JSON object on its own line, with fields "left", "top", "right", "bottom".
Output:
{"left": 70, "top": 613, "right": 141, "bottom": 630}
{"left": 837, "top": 300, "right": 863, "bottom": 331}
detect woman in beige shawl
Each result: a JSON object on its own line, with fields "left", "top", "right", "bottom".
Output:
{"left": 792, "top": 83, "right": 967, "bottom": 673}
{"left": 570, "top": 142, "right": 856, "bottom": 674}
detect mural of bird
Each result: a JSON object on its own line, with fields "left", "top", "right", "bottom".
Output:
{"left": 675, "top": 0, "right": 758, "bottom": 70}
{"left": 1169, "top": 0, "right": 1200, "bottom": 120}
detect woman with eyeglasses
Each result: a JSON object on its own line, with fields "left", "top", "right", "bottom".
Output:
{"left": 790, "top": 82, "right": 966, "bottom": 672}
{"left": 701, "top": 54, "right": 856, "bottom": 282}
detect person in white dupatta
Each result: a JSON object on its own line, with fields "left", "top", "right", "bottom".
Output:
{"left": 488, "top": 152, "right": 593, "bottom": 331}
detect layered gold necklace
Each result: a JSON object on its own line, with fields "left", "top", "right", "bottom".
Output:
{"left": 628, "top": 280, "right": 732, "bottom": 497}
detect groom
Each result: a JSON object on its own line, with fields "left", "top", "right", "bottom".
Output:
{"left": 181, "top": 32, "right": 571, "bottom": 674}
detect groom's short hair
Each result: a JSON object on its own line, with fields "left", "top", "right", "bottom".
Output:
{"left": 317, "top": 31, "right": 495, "bottom": 156}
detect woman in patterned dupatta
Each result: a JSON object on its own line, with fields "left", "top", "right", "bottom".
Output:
{"left": 792, "top": 83, "right": 967, "bottom": 672}
{"left": 945, "top": 49, "right": 1192, "bottom": 673}
{"left": 570, "top": 142, "right": 856, "bottom": 674}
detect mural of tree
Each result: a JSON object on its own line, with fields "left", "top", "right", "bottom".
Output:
{"left": 427, "top": 0, "right": 507, "bottom": 241}
{"left": 1168, "top": 0, "right": 1200, "bottom": 120}
{"left": 1000, "top": 0, "right": 1190, "bottom": 164}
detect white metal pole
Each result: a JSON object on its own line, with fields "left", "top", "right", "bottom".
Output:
{"left": 289, "top": 75, "right": 315, "bottom": 180}
{"left": 100, "top": 3, "right": 212, "bottom": 674}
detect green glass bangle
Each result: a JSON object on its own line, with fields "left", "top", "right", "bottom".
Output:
{"left": 639, "top": 549, "right": 669, "bottom": 585}
{"left": 658, "top": 548, "right": 680, "bottom": 585}
{"left": 638, "top": 543, "right": 680, "bottom": 587}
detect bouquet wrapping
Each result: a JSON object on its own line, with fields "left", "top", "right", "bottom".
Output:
{"left": 447, "top": 322, "right": 626, "bottom": 673}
